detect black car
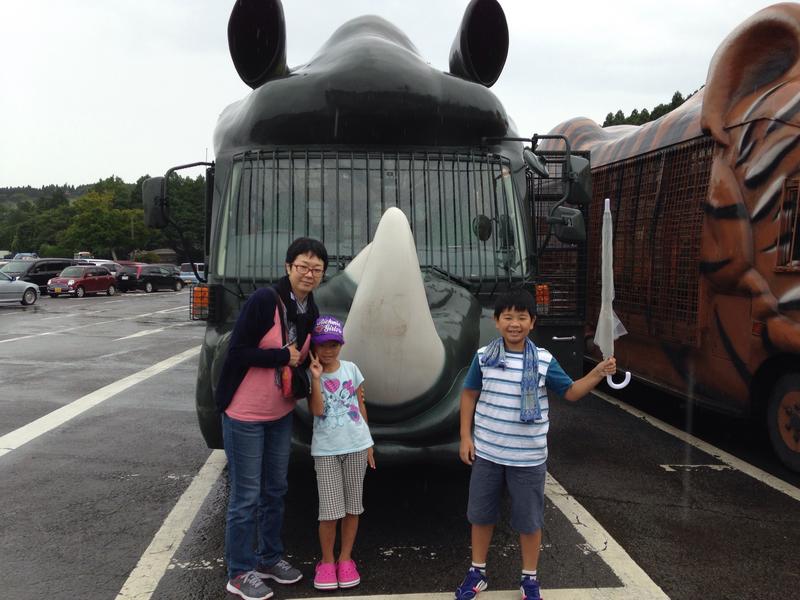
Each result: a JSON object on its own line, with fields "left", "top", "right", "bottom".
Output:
{"left": 117, "top": 264, "right": 184, "bottom": 293}
{"left": 0, "top": 258, "right": 78, "bottom": 293}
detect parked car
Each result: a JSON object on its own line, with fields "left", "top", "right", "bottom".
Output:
{"left": 179, "top": 262, "right": 206, "bottom": 285}
{"left": 72, "top": 259, "right": 125, "bottom": 277}
{"left": 94, "top": 261, "right": 123, "bottom": 276}
{"left": 47, "top": 265, "right": 117, "bottom": 298}
{"left": 0, "top": 271, "right": 38, "bottom": 305}
{"left": 157, "top": 263, "right": 181, "bottom": 276}
{"left": 13, "top": 252, "right": 39, "bottom": 260}
{"left": 0, "top": 258, "right": 78, "bottom": 293}
{"left": 118, "top": 264, "right": 184, "bottom": 293}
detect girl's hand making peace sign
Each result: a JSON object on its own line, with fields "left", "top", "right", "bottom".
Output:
{"left": 309, "top": 351, "right": 323, "bottom": 380}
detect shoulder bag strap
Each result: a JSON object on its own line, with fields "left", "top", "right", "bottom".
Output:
{"left": 268, "top": 287, "right": 289, "bottom": 347}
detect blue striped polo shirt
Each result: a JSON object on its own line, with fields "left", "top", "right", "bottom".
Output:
{"left": 463, "top": 345, "right": 573, "bottom": 467}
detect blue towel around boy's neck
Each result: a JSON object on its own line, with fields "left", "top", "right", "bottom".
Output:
{"left": 480, "top": 337, "right": 543, "bottom": 423}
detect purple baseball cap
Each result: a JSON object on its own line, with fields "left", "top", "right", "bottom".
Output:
{"left": 311, "top": 315, "right": 345, "bottom": 345}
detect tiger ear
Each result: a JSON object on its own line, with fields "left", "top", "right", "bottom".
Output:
{"left": 701, "top": 4, "right": 800, "bottom": 146}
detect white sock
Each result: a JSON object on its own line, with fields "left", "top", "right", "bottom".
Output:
{"left": 472, "top": 562, "right": 486, "bottom": 574}
{"left": 522, "top": 570, "right": 537, "bottom": 580}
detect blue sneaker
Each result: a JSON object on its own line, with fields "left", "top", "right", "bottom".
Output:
{"left": 520, "top": 575, "right": 542, "bottom": 600}
{"left": 455, "top": 567, "right": 488, "bottom": 600}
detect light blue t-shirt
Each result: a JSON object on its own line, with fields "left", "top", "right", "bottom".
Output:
{"left": 308, "top": 360, "right": 373, "bottom": 457}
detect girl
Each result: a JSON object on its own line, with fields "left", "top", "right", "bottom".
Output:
{"left": 307, "top": 315, "right": 376, "bottom": 591}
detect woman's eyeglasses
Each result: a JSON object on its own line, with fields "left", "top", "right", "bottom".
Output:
{"left": 291, "top": 263, "right": 325, "bottom": 277}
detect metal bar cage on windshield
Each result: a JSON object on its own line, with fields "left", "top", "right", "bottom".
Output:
{"left": 527, "top": 151, "right": 589, "bottom": 320}
{"left": 215, "top": 150, "right": 534, "bottom": 296}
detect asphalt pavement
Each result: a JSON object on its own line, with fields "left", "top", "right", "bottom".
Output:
{"left": 1, "top": 291, "right": 798, "bottom": 600}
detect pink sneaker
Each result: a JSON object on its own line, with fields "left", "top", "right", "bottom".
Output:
{"left": 336, "top": 559, "right": 361, "bottom": 588}
{"left": 314, "top": 562, "right": 338, "bottom": 591}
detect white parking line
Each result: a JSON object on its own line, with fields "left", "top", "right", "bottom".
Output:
{"left": 593, "top": 390, "right": 800, "bottom": 503}
{"left": 541, "top": 474, "right": 668, "bottom": 599}
{"left": 0, "top": 306, "right": 188, "bottom": 344}
{"left": 285, "top": 590, "right": 656, "bottom": 600}
{"left": 114, "top": 321, "right": 195, "bottom": 341}
{"left": 114, "top": 467, "right": 667, "bottom": 600}
{"left": 0, "top": 346, "right": 200, "bottom": 458}
{"left": 40, "top": 308, "right": 112, "bottom": 320}
{"left": 115, "top": 450, "right": 227, "bottom": 600}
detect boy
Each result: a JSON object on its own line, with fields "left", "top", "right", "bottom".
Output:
{"left": 455, "top": 289, "right": 616, "bottom": 600}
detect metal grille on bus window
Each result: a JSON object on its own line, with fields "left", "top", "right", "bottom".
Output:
{"left": 777, "top": 181, "right": 799, "bottom": 270}
{"left": 526, "top": 151, "right": 589, "bottom": 320}
{"left": 219, "top": 150, "right": 528, "bottom": 295}
{"left": 587, "top": 138, "right": 713, "bottom": 346}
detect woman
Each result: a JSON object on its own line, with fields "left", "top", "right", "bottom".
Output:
{"left": 216, "top": 237, "right": 328, "bottom": 600}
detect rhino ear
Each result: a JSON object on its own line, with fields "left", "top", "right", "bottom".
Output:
{"left": 449, "top": 0, "right": 508, "bottom": 87}
{"left": 701, "top": 4, "right": 800, "bottom": 146}
{"left": 228, "top": 0, "right": 287, "bottom": 89}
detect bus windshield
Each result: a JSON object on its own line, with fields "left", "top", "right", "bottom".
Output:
{"left": 215, "top": 150, "right": 528, "bottom": 288}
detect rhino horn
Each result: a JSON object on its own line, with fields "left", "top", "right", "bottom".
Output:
{"left": 341, "top": 208, "right": 445, "bottom": 407}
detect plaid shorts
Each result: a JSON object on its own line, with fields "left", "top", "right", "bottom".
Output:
{"left": 314, "top": 449, "right": 369, "bottom": 521}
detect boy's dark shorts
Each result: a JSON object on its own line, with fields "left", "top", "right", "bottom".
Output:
{"left": 467, "top": 456, "right": 546, "bottom": 533}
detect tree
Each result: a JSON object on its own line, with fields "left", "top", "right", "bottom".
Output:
{"left": 0, "top": 176, "right": 203, "bottom": 260}
{"left": 670, "top": 91, "right": 685, "bottom": 109}
{"left": 132, "top": 173, "right": 207, "bottom": 262}
{"left": 602, "top": 90, "right": 696, "bottom": 128}
{"left": 36, "top": 189, "right": 69, "bottom": 211}
{"left": 60, "top": 191, "right": 150, "bottom": 259}
{"left": 91, "top": 176, "right": 135, "bottom": 209}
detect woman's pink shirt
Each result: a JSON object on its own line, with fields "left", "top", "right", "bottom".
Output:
{"left": 225, "top": 305, "right": 310, "bottom": 422}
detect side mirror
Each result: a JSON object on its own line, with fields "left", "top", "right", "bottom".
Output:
{"left": 523, "top": 148, "right": 549, "bottom": 178}
{"left": 549, "top": 206, "right": 586, "bottom": 244}
{"left": 472, "top": 215, "right": 492, "bottom": 241}
{"left": 565, "top": 155, "right": 591, "bottom": 206}
{"left": 143, "top": 176, "right": 168, "bottom": 229}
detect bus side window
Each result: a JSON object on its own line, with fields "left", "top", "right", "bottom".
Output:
{"left": 778, "top": 179, "right": 800, "bottom": 269}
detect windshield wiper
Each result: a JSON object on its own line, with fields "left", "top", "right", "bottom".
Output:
{"left": 422, "top": 265, "right": 471, "bottom": 289}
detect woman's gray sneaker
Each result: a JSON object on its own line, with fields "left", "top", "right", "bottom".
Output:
{"left": 255, "top": 558, "right": 303, "bottom": 584}
{"left": 226, "top": 571, "right": 274, "bottom": 600}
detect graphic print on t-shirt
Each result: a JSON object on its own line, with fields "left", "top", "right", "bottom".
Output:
{"left": 320, "top": 377, "right": 361, "bottom": 427}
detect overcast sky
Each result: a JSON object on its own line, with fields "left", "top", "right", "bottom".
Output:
{"left": 0, "top": 0, "right": 773, "bottom": 188}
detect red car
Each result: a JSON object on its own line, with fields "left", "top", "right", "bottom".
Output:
{"left": 47, "top": 265, "right": 117, "bottom": 298}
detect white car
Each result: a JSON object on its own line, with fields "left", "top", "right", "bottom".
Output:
{"left": 0, "top": 271, "right": 38, "bottom": 305}
{"left": 179, "top": 262, "right": 205, "bottom": 285}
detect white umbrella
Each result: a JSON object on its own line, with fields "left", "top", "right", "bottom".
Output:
{"left": 594, "top": 198, "right": 631, "bottom": 389}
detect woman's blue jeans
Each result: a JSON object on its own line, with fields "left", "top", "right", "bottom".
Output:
{"left": 222, "top": 412, "right": 293, "bottom": 578}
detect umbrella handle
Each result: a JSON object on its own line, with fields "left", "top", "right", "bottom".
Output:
{"left": 606, "top": 371, "right": 631, "bottom": 390}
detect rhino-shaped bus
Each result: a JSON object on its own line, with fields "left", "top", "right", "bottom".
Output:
{"left": 143, "top": 0, "right": 591, "bottom": 463}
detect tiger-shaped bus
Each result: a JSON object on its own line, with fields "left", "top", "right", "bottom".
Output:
{"left": 545, "top": 3, "right": 800, "bottom": 471}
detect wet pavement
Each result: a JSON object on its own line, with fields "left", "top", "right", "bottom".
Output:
{"left": 1, "top": 291, "right": 798, "bottom": 600}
